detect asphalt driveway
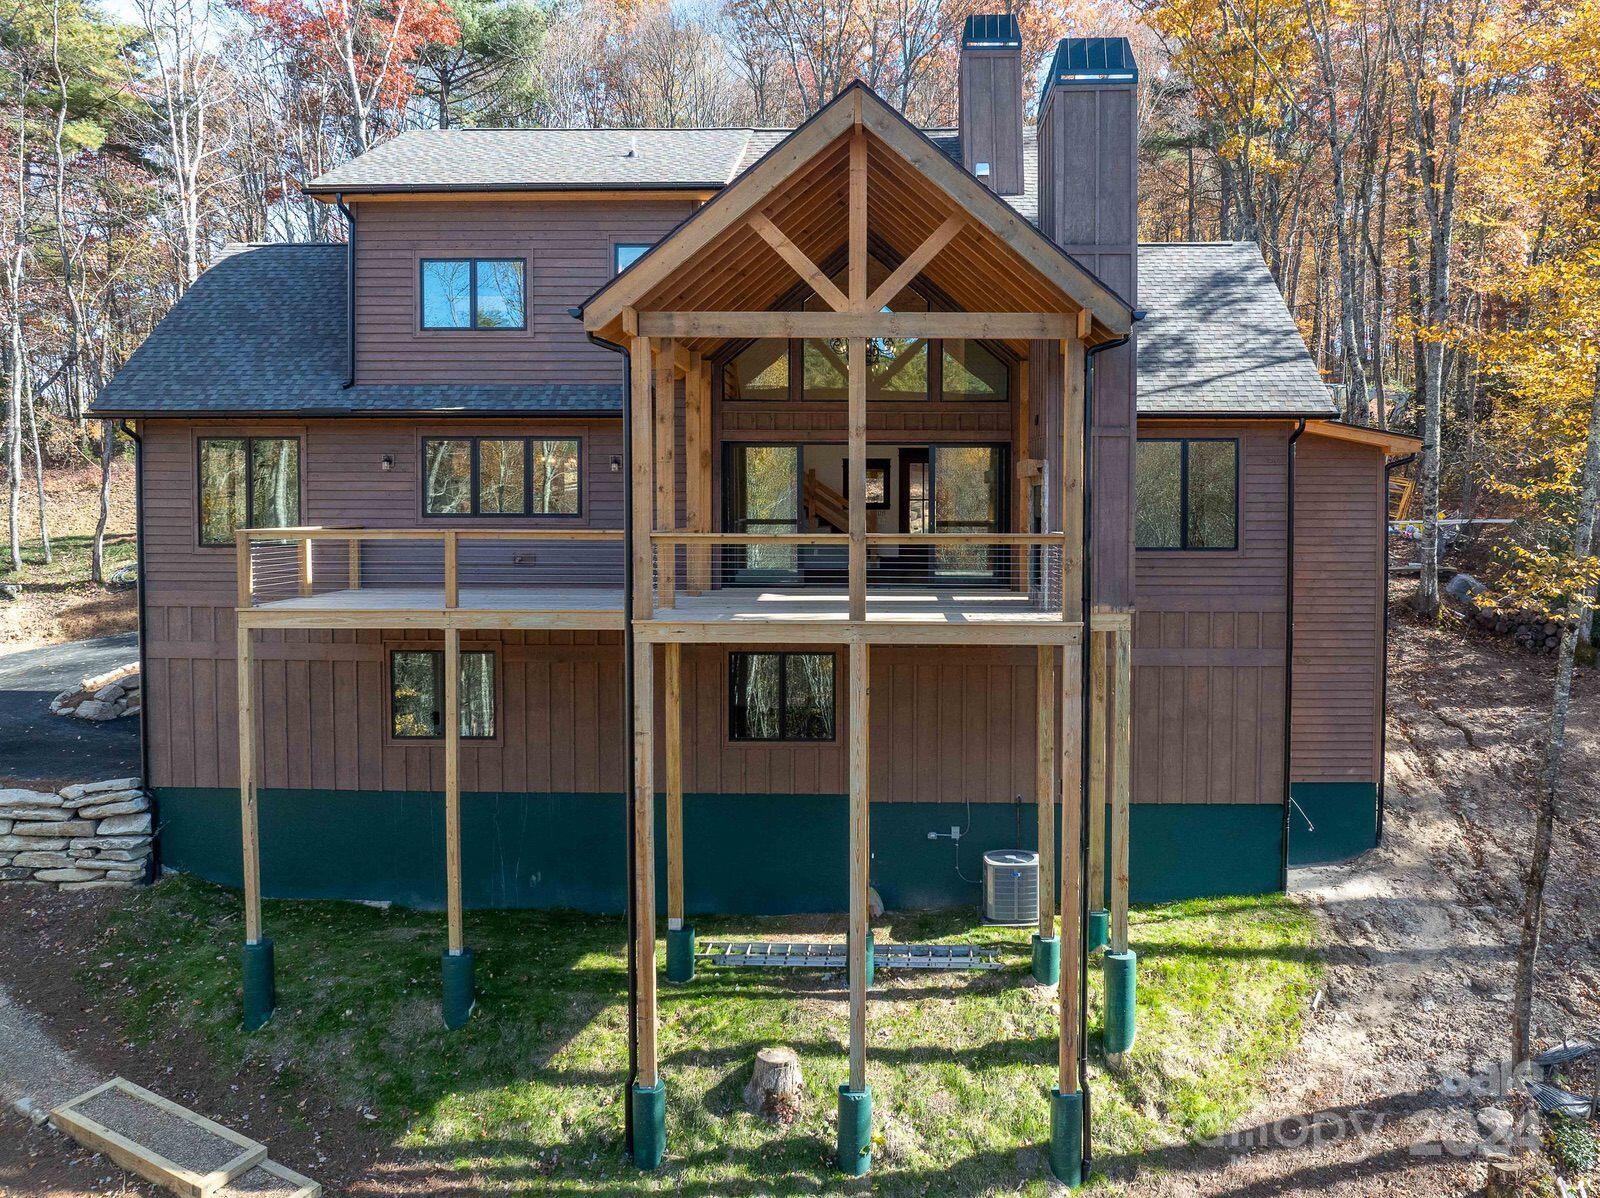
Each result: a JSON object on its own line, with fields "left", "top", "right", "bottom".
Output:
{"left": 0, "top": 633, "right": 140, "bottom": 788}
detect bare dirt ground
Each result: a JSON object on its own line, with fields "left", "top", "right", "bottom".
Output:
{"left": 0, "top": 593, "right": 1594, "bottom": 1196}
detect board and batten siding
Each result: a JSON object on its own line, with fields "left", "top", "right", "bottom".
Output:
{"left": 1132, "top": 421, "right": 1292, "bottom": 807}
{"left": 1289, "top": 434, "right": 1387, "bottom": 784}
{"left": 350, "top": 198, "right": 698, "bottom": 387}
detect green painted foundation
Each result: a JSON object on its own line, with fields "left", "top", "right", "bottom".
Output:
{"left": 1049, "top": 1087, "right": 1084, "bottom": 1187}
{"left": 441, "top": 948, "right": 475, "bottom": 1030}
{"left": 666, "top": 926, "right": 696, "bottom": 983}
{"left": 1288, "top": 782, "right": 1379, "bottom": 865}
{"left": 1031, "top": 934, "right": 1060, "bottom": 985}
{"left": 241, "top": 938, "right": 275, "bottom": 1032}
{"left": 864, "top": 932, "right": 875, "bottom": 989}
{"left": 836, "top": 1085, "right": 872, "bottom": 1176}
{"left": 631, "top": 1081, "right": 666, "bottom": 1170}
{"left": 1103, "top": 949, "right": 1138, "bottom": 1056}
{"left": 1087, "top": 909, "right": 1109, "bottom": 952}
{"left": 157, "top": 788, "right": 1284, "bottom": 913}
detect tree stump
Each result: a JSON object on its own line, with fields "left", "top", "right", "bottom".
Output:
{"left": 744, "top": 1046, "right": 804, "bottom": 1125}
{"left": 1485, "top": 1158, "right": 1527, "bottom": 1197}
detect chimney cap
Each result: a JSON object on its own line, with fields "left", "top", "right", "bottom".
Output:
{"left": 1042, "top": 36, "right": 1138, "bottom": 86}
{"left": 961, "top": 13, "right": 1021, "bottom": 48}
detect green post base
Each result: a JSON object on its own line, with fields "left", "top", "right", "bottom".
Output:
{"left": 242, "top": 939, "right": 275, "bottom": 1033}
{"left": 1049, "top": 1087, "right": 1084, "bottom": 1186}
{"left": 666, "top": 926, "right": 696, "bottom": 984}
{"left": 1031, "top": 935, "right": 1060, "bottom": 985}
{"left": 441, "top": 948, "right": 475, "bottom": 1030}
{"left": 631, "top": 1080, "right": 666, "bottom": 1170}
{"left": 1087, "top": 909, "right": 1110, "bottom": 952}
{"left": 1103, "top": 948, "right": 1138, "bottom": 1055}
{"left": 865, "top": 932, "right": 875, "bottom": 989}
{"left": 837, "top": 1085, "right": 872, "bottom": 1176}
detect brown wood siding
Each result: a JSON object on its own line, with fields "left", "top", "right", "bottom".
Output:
{"left": 1132, "top": 422, "right": 1292, "bottom": 806}
{"left": 351, "top": 198, "right": 697, "bottom": 386}
{"left": 1291, "top": 435, "right": 1386, "bottom": 783}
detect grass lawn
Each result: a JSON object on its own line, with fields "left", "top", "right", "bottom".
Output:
{"left": 97, "top": 876, "right": 1319, "bottom": 1194}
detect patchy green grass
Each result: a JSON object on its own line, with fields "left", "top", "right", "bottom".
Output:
{"left": 97, "top": 877, "right": 1319, "bottom": 1194}
{"left": 0, "top": 530, "right": 136, "bottom": 586}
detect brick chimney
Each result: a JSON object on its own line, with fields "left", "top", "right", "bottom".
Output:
{"left": 958, "top": 14, "right": 1024, "bottom": 196}
{"left": 1036, "top": 36, "right": 1140, "bottom": 609}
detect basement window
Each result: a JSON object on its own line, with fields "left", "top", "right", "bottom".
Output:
{"left": 390, "top": 648, "right": 496, "bottom": 739}
{"left": 197, "top": 437, "right": 300, "bottom": 546}
{"left": 419, "top": 258, "right": 526, "bottom": 330}
{"left": 1135, "top": 438, "right": 1239, "bottom": 550}
{"left": 729, "top": 652, "right": 836, "bottom": 742}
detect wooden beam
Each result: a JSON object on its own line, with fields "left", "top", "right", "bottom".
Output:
{"left": 1036, "top": 645, "right": 1055, "bottom": 939}
{"left": 1061, "top": 338, "right": 1086, "bottom": 619}
{"left": 297, "top": 538, "right": 313, "bottom": 598}
{"left": 633, "top": 643, "right": 660, "bottom": 1087}
{"left": 849, "top": 130, "right": 867, "bottom": 311}
{"left": 847, "top": 640, "right": 871, "bottom": 1092}
{"left": 654, "top": 340, "right": 677, "bottom": 610}
{"left": 865, "top": 216, "right": 963, "bottom": 312}
{"left": 1087, "top": 630, "right": 1109, "bottom": 915}
{"left": 749, "top": 212, "right": 849, "bottom": 312}
{"left": 443, "top": 531, "right": 458, "bottom": 610}
{"left": 1058, "top": 642, "right": 1084, "bottom": 1094}
{"left": 235, "top": 626, "right": 262, "bottom": 944}
{"left": 444, "top": 625, "right": 464, "bottom": 954}
{"left": 664, "top": 643, "right": 684, "bottom": 929}
{"left": 637, "top": 311, "right": 1076, "bottom": 341}
{"left": 347, "top": 537, "right": 361, "bottom": 590}
{"left": 235, "top": 531, "right": 252, "bottom": 609}
{"left": 1076, "top": 308, "right": 1093, "bottom": 341}
{"left": 1013, "top": 357, "right": 1031, "bottom": 590}
{"left": 1109, "top": 626, "right": 1132, "bottom": 953}
{"left": 848, "top": 337, "right": 867, "bottom": 621}
{"left": 630, "top": 337, "right": 654, "bottom": 621}
{"left": 684, "top": 359, "right": 709, "bottom": 593}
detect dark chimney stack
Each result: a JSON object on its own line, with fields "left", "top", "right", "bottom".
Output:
{"left": 958, "top": 14, "right": 1024, "bottom": 196}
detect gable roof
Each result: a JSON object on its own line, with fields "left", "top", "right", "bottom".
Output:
{"left": 1135, "top": 242, "right": 1334, "bottom": 417}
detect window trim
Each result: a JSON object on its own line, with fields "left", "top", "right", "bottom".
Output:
{"left": 1135, "top": 437, "right": 1241, "bottom": 553}
{"left": 727, "top": 650, "right": 838, "bottom": 744}
{"left": 418, "top": 257, "right": 529, "bottom": 332}
{"left": 613, "top": 242, "right": 651, "bottom": 274}
{"left": 195, "top": 435, "right": 302, "bottom": 548}
{"left": 387, "top": 646, "right": 499, "bottom": 742}
{"left": 420, "top": 435, "right": 585, "bottom": 520}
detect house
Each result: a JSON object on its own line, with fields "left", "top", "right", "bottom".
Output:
{"left": 92, "top": 24, "right": 1417, "bottom": 1181}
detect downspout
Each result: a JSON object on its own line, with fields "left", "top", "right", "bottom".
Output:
{"left": 336, "top": 194, "right": 356, "bottom": 388}
{"left": 1281, "top": 419, "right": 1307, "bottom": 890}
{"left": 1378, "top": 452, "right": 1417, "bottom": 847}
{"left": 119, "top": 419, "right": 155, "bottom": 882}
{"left": 581, "top": 316, "right": 636, "bottom": 1153}
{"left": 1078, "top": 317, "right": 1138, "bottom": 1178}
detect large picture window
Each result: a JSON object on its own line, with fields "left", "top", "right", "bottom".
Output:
{"left": 1135, "top": 438, "right": 1239, "bottom": 550}
{"left": 390, "top": 648, "right": 496, "bottom": 739}
{"left": 197, "top": 437, "right": 300, "bottom": 546}
{"left": 729, "top": 651, "right": 836, "bottom": 742}
{"left": 422, "top": 437, "right": 581, "bottom": 517}
{"left": 419, "top": 258, "right": 526, "bottom": 330}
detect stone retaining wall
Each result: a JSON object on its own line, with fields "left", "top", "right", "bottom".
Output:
{"left": 0, "top": 779, "right": 152, "bottom": 889}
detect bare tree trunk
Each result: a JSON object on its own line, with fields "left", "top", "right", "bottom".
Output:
{"left": 91, "top": 421, "right": 115, "bottom": 584}
{"left": 1510, "top": 362, "right": 1600, "bottom": 1066}
{"left": 25, "top": 369, "right": 49, "bottom": 564}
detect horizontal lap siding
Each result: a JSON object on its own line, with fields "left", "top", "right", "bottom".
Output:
{"left": 1291, "top": 437, "right": 1385, "bottom": 783}
{"left": 352, "top": 199, "right": 696, "bottom": 386}
{"left": 1133, "top": 423, "right": 1292, "bottom": 806}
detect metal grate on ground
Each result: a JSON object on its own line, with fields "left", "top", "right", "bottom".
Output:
{"left": 696, "top": 941, "right": 1002, "bottom": 970}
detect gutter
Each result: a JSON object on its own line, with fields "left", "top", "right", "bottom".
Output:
{"left": 1378, "top": 452, "right": 1417, "bottom": 846}
{"left": 117, "top": 419, "right": 155, "bottom": 881}
{"left": 336, "top": 194, "right": 356, "bottom": 388}
{"left": 1280, "top": 418, "right": 1307, "bottom": 890}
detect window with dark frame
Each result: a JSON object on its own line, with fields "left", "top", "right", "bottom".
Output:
{"left": 421, "top": 437, "right": 581, "bottom": 517}
{"left": 1135, "top": 438, "right": 1239, "bottom": 551}
{"left": 197, "top": 436, "right": 300, "bottom": 546}
{"left": 390, "top": 648, "right": 496, "bottom": 739}
{"left": 614, "top": 243, "right": 650, "bottom": 274}
{"left": 728, "top": 651, "right": 836, "bottom": 742}
{"left": 843, "top": 458, "right": 891, "bottom": 509}
{"left": 419, "top": 258, "right": 526, "bottom": 330}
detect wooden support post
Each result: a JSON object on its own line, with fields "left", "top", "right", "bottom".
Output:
{"left": 297, "top": 537, "right": 313, "bottom": 598}
{"left": 1061, "top": 338, "right": 1085, "bottom": 619}
{"left": 848, "top": 337, "right": 867, "bottom": 621}
{"left": 347, "top": 536, "right": 361, "bottom": 591}
{"left": 654, "top": 339, "right": 677, "bottom": 610}
{"left": 684, "top": 356, "right": 709, "bottom": 594}
{"left": 444, "top": 626, "right": 463, "bottom": 954}
{"left": 235, "top": 626, "right": 262, "bottom": 944}
{"left": 1110, "top": 626, "right": 1132, "bottom": 953}
{"left": 1036, "top": 644, "right": 1056, "bottom": 939}
{"left": 1014, "top": 358, "right": 1031, "bottom": 592}
{"left": 630, "top": 336, "right": 654, "bottom": 621}
{"left": 633, "top": 642, "right": 660, "bottom": 1087}
{"left": 664, "top": 643, "right": 684, "bottom": 930}
{"left": 1088, "top": 629, "right": 1109, "bottom": 916}
{"left": 235, "top": 531, "right": 252, "bottom": 608}
{"left": 443, "top": 531, "right": 458, "bottom": 610}
{"left": 1058, "top": 641, "right": 1084, "bottom": 1094}
{"left": 847, "top": 640, "right": 871, "bottom": 1093}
